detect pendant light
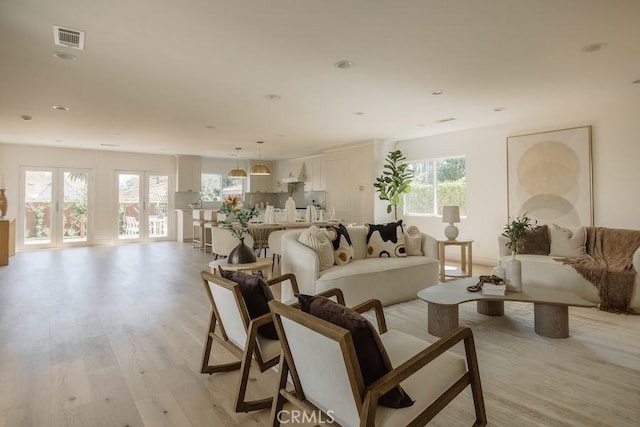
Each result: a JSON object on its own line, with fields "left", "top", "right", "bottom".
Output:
{"left": 228, "top": 147, "right": 247, "bottom": 178}
{"left": 250, "top": 141, "right": 271, "bottom": 175}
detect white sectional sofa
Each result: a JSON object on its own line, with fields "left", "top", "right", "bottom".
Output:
{"left": 281, "top": 225, "right": 440, "bottom": 306}
{"left": 498, "top": 235, "right": 640, "bottom": 309}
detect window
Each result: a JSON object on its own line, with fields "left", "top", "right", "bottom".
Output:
{"left": 200, "top": 174, "right": 243, "bottom": 202}
{"left": 404, "top": 156, "right": 466, "bottom": 216}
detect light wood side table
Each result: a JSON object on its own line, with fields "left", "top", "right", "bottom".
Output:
{"left": 209, "top": 257, "right": 273, "bottom": 280}
{"left": 0, "top": 218, "right": 16, "bottom": 266}
{"left": 437, "top": 238, "right": 473, "bottom": 282}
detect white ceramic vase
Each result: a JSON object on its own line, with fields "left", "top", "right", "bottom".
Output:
{"left": 504, "top": 252, "right": 522, "bottom": 292}
{"left": 285, "top": 197, "right": 297, "bottom": 222}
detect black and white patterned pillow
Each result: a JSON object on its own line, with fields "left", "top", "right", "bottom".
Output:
{"left": 365, "top": 220, "right": 407, "bottom": 258}
{"left": 325, "top": 224, "right": 354, "bottom": 265}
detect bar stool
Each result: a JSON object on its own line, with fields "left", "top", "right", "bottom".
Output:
{"left": 192, "top": 209, "right": 205, "bottom": 249}
{"left": 203, "top": 210, "right": 217, "bottom": 253}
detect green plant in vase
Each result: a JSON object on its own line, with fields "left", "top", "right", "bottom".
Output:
{"left": 502, "top": 213, "right": 537, "bottom": 255}
{"left": 374, "top": 149, "right": 414, "bottom": 221}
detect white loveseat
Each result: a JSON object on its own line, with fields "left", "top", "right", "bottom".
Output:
{"left": 498, "top": 235, "right": 640, "bottom": 309}
{"left": 281, "top": 225, "right": 440, "bottom": 306}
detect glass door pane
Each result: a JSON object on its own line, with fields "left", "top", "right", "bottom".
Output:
{"left": 147, "top": 174, "right": 169, "bottom": 238}
{"left": 24, "top": 170, "right": 53, "bottom": 246}
{"left": 62, "top": 171, "right": 89, "bottom": 243}
{"left": 118, "top": 173, "right": 141, "bottom": 240}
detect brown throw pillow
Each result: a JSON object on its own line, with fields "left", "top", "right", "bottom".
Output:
{"left": 519, "top": 224, "right": 550, "bottom": 255}
{"left": 296, "top": 294, "right": 414, "bottom": 408}
{"left": 218, "top": 267, "right": 278, "bottom": 340}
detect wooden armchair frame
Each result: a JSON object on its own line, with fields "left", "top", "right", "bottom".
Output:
{"left": 268, "top": 298, "right": 487, "bottom": 426}
{"left": 200, "top": 270, "right": 345, "bottom": 413}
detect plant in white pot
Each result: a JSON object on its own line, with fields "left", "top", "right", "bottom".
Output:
{"left": 373, "top": 149, "right": 414, "bottom": 221}
{"left": 501, "top": 214, "right": 537, "bottom": 291}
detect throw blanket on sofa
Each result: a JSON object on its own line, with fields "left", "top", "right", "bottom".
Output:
{"left": 559, "top": 227, "right": 640, "bottom": 313}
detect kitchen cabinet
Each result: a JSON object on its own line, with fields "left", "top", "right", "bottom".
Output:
{"left": 176, "top": 155, "right": 201, "bottom": 192}
{"left": 248, "top": 161, "right": 274, "bottom": 192}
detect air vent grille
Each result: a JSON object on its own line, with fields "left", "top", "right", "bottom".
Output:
{"left": 53, "top": 26, "right": 85, "bottom": 50}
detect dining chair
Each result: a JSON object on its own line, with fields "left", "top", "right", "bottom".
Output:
{"left": 210, "top": 226, "right": 255, "bottom": 260}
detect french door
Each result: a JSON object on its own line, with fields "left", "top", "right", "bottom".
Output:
{"left": 116, "top": 171, "right": 170, "bottom": 241}
{"left": 21, "top": 167, "right": 92, "bottom": 248}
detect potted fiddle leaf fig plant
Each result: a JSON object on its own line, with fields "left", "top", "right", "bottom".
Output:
{"left": 374, "top": 149, "right": 414, "bottom": 221}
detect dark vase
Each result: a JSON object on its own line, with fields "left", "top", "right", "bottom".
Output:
{"left": 228, "top": 237, "right": 256, "bottom": 264}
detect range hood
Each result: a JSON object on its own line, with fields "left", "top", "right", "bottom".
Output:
{"left": 282, "top": 162, "right": 307, "bottom": 183}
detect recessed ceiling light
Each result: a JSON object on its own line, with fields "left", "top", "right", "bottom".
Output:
{"left": 353, "top": 112, "right": 365, "bottom": 115}
{"left": 265, "top": 94, "right": 281, "bottom": 100}
{"left": 416, "top": 124, "right": 425, "bottom": 127}
{"left": 633, "top": 79, "right": 640, "bottom": 84}
{"left": 100, "top": 143, "right": 120, "bottom": 147}
{"left": 437, "top": 117, "right": 456, "bottom": 123}
{"left": 431, "top": 90, "right": 445, "bottom": 95}
{"left": 56, "top": 139, "right": 63, "bottom": 142}
{"left": 21, "top": 115, "right": 32, "bottom": 121}
{"left": 204, "top": 125, "right": 215, "bottom": 129}
{"left": 581, "top": 42, "right": 607, "bottom": 53}
{"left": 278, "top": 134, "right": 286, "bottom": 137}
{"left": 493, "top": 107, "right": 506, "bottom": 112}
{"left": 52, "top": 105, "right": 70, "bottom": 111}
{"left": 334, "top": 60, "right": 354, "bottom": 69}
{"left": 53, "top": 51, "right": 77, "bottom": 61}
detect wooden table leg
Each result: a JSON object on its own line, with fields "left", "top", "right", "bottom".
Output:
{"left": 428, "top": 302, "right": 459, "bottom": 337}
{"left": 477, "top": 300, "right": 504, "bottom": 316}
{"left": 467, "top": 243, "right": 473, "bottom": 277}
{"left": 534, "top": 303, "right": 569, "bottom": 338}
{"left": 460, "top": 245, "right": 467, "bottom": 275}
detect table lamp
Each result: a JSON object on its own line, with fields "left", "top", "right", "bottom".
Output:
{"left": 442, "top": 205, "right": 460, "bottom": 240}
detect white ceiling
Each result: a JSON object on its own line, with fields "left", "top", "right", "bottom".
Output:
{"left": 1, "top": 0, "right": 639, "bottom": 160}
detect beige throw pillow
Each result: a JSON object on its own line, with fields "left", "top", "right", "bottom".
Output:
{"left": 549, "top": 224, "right": 586, "bottom": 258}
{"left": 404, "top": 225, "right": 423, "bottom": 256}
{"left": 298, "top": 226, "right": 335, "bottom": 270}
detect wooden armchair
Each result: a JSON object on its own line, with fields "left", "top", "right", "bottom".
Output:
{"left": 268, "top": 298, "right": 487, "bottom": 426}
{"left": 200, "top": 270, "right": 345, "bottom": 413}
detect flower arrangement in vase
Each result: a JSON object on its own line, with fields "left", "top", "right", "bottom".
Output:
{"left": 218, "top": 195, "right": 260, "bottom": 264}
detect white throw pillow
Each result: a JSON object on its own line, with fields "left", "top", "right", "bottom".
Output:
{"left": 298, "top": 226, "right": 335, "bottom": 270}
{"left": 549, "top": 224, "right": 587, "bottom": 258}
{"left": 404, "top": 225, "right": 423, "bottom": 256}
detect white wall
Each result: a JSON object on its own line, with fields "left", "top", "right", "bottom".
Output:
{"left": 396, "top": 95, "right": 640, "bottom": 264}
{"left": 0, "top": 143, "right": 175, "bottom": 247}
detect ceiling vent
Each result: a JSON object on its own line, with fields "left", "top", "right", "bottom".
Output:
{"left": 53, "top": 26, "right": 85, "bottom": 50}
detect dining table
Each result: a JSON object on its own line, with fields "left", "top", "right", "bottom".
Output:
{"left": 246, "top": 221, "right": 344, "bottom": 254}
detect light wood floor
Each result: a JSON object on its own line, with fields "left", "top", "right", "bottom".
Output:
{"left": 0, "top": 242, "right": 639, "bottom": 426}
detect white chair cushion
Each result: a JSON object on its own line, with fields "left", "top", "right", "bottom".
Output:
{"left": 375, "top": 330, "right": 467, "bottom": 427}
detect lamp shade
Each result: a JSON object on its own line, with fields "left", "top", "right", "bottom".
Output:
{"left": 228, "top": 147, "right": 247, "bottom": 178}
{"left": 442, "top": 206, "right": 460, "bottom": 224}
{"left": 228, "top": 167, "right": 247, "bottom": 178}
{"left": 250, "top": 163, "right": 271, "bottom": 175}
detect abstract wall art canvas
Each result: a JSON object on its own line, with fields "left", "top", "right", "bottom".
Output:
{"left": 507, "top": 126, "right": 593, "bottom": 226}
